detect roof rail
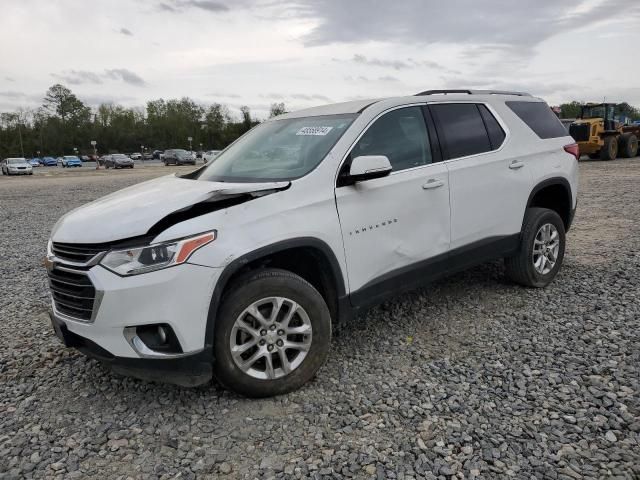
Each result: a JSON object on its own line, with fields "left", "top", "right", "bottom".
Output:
{"left": 415, "top": 89, "right": 531, "bottom": 97}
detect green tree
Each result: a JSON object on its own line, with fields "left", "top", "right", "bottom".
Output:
{"left": 269, "top": 102, "right": 287, "bottom": 118}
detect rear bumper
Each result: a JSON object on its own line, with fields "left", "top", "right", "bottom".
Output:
{"left": 50, "top": 310, "right": 213, "bottom": 386}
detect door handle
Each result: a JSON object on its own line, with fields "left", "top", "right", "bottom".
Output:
{"left": 422, "top": 179, "right": 444, "bottom": 190}
{"left": 509, "top": 160, "right": 525, "bottom": 170}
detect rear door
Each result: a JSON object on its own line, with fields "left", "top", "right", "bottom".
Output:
{"left": 335, "top": 105, "right": 451, "bottom": 305}
{"left": 430, "top": 102, "right": 532, "bottom": 250}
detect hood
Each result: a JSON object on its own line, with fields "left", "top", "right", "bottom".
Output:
{"left": 8, "top": 161, "right": 30, "bottom": 167}
{"left": 51, "top": 174, "right": 289, "bottom": 243}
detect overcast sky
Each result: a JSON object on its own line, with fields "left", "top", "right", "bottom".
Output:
{"left": 1, "top": 0, "right": 639, "bottom": 119}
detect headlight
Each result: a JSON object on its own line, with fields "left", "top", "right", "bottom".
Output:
{"left": 100, "top": 231, "right": 216, "bottom": 276}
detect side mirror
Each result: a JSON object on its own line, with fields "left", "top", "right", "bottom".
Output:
{"left": 345, "top": 155, "right": 392, "bottom": 184}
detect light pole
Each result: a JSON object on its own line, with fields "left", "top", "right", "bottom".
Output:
{"left": 141, "top": 145, "right": 144, "bottom": 162}
{"left": 188, "top": 136, "right": 193, "bottom": 154}
{"left": 91, "top": 140, "right": 98, "bottom": 169}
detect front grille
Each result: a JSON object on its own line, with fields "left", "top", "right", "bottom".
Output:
{"left": 569, "top": 123, "right": 590, "bottom": 142}
{"left": 48, "top": 268, "right": 96, "bottom": 321}
{"left": 52, "top": 242, "right": 106, "bottom": 264}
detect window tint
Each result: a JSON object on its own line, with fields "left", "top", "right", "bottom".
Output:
{"left": 352, "top": 106, "right": 432, "bottom": 172}
{"left": 478, "top": 105, "right": 506, "bottom": 149}
{"left": 506, "top": 101, "right": 568, "bottom": 139}
{"left": 431, "top": 103, "right": 491, "bottom": 159}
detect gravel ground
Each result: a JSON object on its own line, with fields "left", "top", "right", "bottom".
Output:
{"left": 1, "top": 161, "right": 639, "bottom": 479}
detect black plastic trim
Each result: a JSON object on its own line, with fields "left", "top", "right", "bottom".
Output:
{"left": 526, "top": 177, "right": 573, "bottom": 231}
{"left": 204, "top": 237, "right": 349, "bottom": 350}
{"left": 350, "top": 234, "right": 520, "bottom": 310}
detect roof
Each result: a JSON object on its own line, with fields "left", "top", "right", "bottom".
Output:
{"left": 274, "top": 91, "right": 543, "bottom": 120}
{"left": 276, "top": 99, "right": 380, "bottom": 119}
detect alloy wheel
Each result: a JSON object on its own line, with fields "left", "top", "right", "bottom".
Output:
{"left": 532, "top": 223, "right": 560, "bottom": 275}
{"left": 229, "top": 297, "right": 312, "bottom": 380}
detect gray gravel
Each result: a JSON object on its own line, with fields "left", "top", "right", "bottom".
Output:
{"left": 1, "top": 161, "right": 639, "bottom": 479}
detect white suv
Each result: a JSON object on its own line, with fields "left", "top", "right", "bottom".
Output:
{"left": 47, "top": 90, "right": 579, "bottom": 397}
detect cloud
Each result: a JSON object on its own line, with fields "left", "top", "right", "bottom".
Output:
{"left": 0, "top": 91, "right": 27, "bottom": 98}
{"left": 52, "top": 70, "right": 103, "bottom": 85}
{"left": 104, "top": 69, "right": 146, "bottom": 86}
{"left": 260, "top": 93, "right": 331, "bottom": 102}
{"left": 4, "top": 77, "right": 15, "bottom": 82}
{"left": 51, "top": 69, "right": 146, "bottom": 87}
{"left": 293, "top": 0, "right": 640, "bottom": 60}
{"left": 119, "top": 27, "right": 133, "bottom": 36}
{"left": 344, "top": 75, "right": 399, "bottom": 83}
{"left": 158, "top": 0, "right": 229, "bottom": 13}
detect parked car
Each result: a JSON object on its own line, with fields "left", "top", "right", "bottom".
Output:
{"left": 60, "top": 156, "right": 82, "bottom": 167}
{"left": 203, "top": 150, "right": 221, "bottom": 163}
{"left": 47, "top": 90, "right": 578, "bottom": 397}
{"left": 152, "top": 150, "right": 163, "bottom": 160}
{"left": 29, "top": 158, "right": 41, "bottom": 167}
{"left": 130, "top": 153, "right": 142, "bottom": 160}
{"left": 2, "top": 157, "right": 33, "bottom": 175}
{"left": 142, "top": 152, "right": 153, "bottom": 160}
{"left": 104, "top": 154, "right": 135, "bottom": 169}
{"left": 81, "top": 155, "right": 90, "bottom": 162}
{"left": 195, "top": 151, "right": 204, "bottom": 159}
{"left": 42, "top": 156, "right": 58, "bottom": 166}
{"left": 163, "top": 149, "right": 196, "bottom": 166}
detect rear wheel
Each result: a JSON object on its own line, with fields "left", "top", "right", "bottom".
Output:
{"left": 600, "top": 136, "right": 618, "bottom": 160}
{"left": 618, "top": 133, "right": 638, "bottom": 158}
{"left": 214, "top": 269, "right": 331, "bottom": 397}
{"left": 505, "top": 208, "right": 566, "bottom": 288}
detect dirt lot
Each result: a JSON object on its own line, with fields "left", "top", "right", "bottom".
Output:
{"left": 0, "top": 160, "right": 639, "bottom": 479}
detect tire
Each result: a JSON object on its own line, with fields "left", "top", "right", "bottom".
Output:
{"left": 214, "top": 268, "right": 331, "bottom": 398}
{"left": 600, "top": 136, "right": 618, "bottom": 160}
{"left": 505, "top": 207, "right": 566, "bottom": 288}
{"left": 618, "top": 133, "right": 638, "bottom": 158}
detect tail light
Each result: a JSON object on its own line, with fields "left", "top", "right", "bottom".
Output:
{"left": 564, "top": 143, "right": 580, "bottom": 160}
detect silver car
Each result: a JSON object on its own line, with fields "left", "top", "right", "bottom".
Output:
{"left": 1, "top": 158, "right": 33, "bottom": 175}
{"left": 104, "top": 154, "right": 135, "bottom": 169}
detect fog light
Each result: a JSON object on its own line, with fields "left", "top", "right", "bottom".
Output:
{"left": 134, "top": 324, "right": 182, "bottom": 354}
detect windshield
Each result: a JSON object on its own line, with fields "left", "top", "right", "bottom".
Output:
{"left": 582, "top": 105, "right": 615, "bottom": 119}
{"left": 196, "top": 114, "right": 356, "bottom": 182}
{"left": 112, "top": 154, "right": 129, "bottom": 160}
{"left": 7, "top": 158, "right": 26, "bottom": 164}
{"left": 64, "top": 156, "right": 79, "bottom": 160}
{"left": 175, "top": 150, "right": 190, "bottom": 158}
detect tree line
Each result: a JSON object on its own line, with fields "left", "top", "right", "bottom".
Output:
{"left": 2, "top": 84, "right": 639, "bottom": 159}
{"left": 0, "top": 84, "right": 288, "bottom": 158}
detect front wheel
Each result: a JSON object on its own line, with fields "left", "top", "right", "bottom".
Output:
{"left": 600, "top": 136, "right": 618, "bottom": 161}
{"left": 214, "top": 269, "right": 331, "bottom": 397}
{"left": 505, "top": 208, "right": 566, "bottom": 288}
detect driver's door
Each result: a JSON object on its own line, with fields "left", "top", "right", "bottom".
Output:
{"left": 334, "top": 105, "right": 451, "bottom": 306}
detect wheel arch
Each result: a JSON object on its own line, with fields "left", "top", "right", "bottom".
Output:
{"left": 526, "top": 177, "right": 574, "bottom": 231}
{"left": 204, "top": 237, "right": 349, "bottom": 353}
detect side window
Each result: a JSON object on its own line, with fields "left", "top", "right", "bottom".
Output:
{"left": 351, "top": 106, "right": 432, "bottom": 172}
{"left": 478, "top": 105, "right": 506, "bottom": 149}
{"left": 506, "top": 101, "right": 567, "bottom": 139}
{"left": 430, "top": 103, "right": 491, "bottom": 159}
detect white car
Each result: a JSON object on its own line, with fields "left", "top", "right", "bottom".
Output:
{"left": 1, "top": 157, "right": 33, "bottom": 175}
{"left": 203, "top": 150, "right": 221, "bottom": 163}
{"left": 47, "top": 90, "right": 578, "bottom": 397}
{"left": 130, "top": 153, "right": 142, "bottom": 160}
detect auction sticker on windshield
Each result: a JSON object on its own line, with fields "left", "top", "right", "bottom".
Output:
{"left": 296, "top": 126, "right": 334, "bottom": 136}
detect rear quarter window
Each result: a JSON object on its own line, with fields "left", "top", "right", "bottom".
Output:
{"left": 506, "top": 101, "right": 568, "bottom": 139}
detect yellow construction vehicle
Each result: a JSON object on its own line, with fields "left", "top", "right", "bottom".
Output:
{"left": 569, "top": 103, "right": 639, "bottom": 160}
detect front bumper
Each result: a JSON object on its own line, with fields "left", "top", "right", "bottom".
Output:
{"left": 50, "top": 312, "right": 212, "bottom": 386}
{"left": 49, "top": 262, "right": 222, "bottom": 385}
{"left": 8, "top": 168, "right": 32, "bottom": 174}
